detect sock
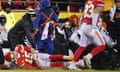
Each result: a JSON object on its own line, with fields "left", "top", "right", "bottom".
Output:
{"left": 90, "top": 45, "right": 105, "bottom": 57}
{"left": 50, "top": 62, "right": 64, "bottom": 67}
{"left": 49, "top": 55, "right": 63, "bottom": 60}
{"left": 86, "top": 53, "right": 93, "bottom": 60}
{"left": 73, "top": 46, "right": 86, "bottom": 62}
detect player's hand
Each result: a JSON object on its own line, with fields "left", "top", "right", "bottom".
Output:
{"left": 109, "top": 19, "right": 115, "bottom": 22}
{"left": 32, "top": 29, "right": 39, "bottom": 37}
{"left": 53, "top": 22, "right": 59, "bottom": 26}
{"left": 30, "top": 48, "right": 35, "bottom": 54}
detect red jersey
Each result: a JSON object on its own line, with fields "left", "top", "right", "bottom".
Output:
{"left": 15, "top": 45, "right": 38, "bottom": 69}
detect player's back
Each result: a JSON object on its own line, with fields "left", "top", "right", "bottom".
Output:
{"left": 83, "top": 0, "right": 94, "bottom": 25}
{"left": 82, "top": 0, "right": 104, "bottom": 26}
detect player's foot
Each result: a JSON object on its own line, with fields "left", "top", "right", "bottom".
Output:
{"left": 107, "top": 40, "right": 117, "bottom": 48}
{"left": 67, "top": 62, "right": 81, "bottom": 71}
{"left": 83, "top": 56, "right": 92, "bottom": 69}
{"left": 63, "top": 62, "right": 70, "bottom": 69}
{"left": 76, "top": 59, "right": 85, "bottom": 69}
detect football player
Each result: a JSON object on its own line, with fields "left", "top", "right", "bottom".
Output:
{"left": 5, "top": 44, "right": 72, "bottom": 69}
{"left": 68, "top": 0, "right": 106, "bottom": 70}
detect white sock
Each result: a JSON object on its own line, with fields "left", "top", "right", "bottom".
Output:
{"left": 86, "top": 53, "right": 93, "bottom": 60}
{"left": 63, "top": 56, "right": 68, "bottom": 59}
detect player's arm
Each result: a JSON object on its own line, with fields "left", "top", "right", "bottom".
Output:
{"left": 32, "top": 11, "right": 41, "bottom": 36}
{"left": 22, "top": 23, "right": 36, "bottom": 49}
{"left": 92, "top": 13, "right": 99, "bottom": 28}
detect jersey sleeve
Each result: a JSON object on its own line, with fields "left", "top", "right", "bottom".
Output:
{"left": 52, "top": 12, "right": 59, "bottom": 22}
{"left": 22, "top": 22, "right": 36, "bottom": 49}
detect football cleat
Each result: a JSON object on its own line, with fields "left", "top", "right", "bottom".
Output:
{"left": 83, "top": 56, "right": 92, "bottom": 69}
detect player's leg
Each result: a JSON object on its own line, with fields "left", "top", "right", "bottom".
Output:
{"left": 67, "top": 31, "right": 88, "bottom": 70}
{"left": 91, "top": 29, "right": 105, "bottom": 57}
{"left": 50, "top": 62, "right": 66, "bottom": 67}
{"left": 37, "top": 59, "right": 68, "bottom": 69}
{"left": 37, "top": 53, "right": 72, "bottom": 61}
{"left": 49, "top": 55, "right": 72, "bottom": 61}
{"left": 72, "top": 31, "right": 88, "bottom": 62}
{"left": 83, "top": 29, "right": 105, "bottom": 69}
{"left": 24, "top": 62, "right": 39, "bottom": 69}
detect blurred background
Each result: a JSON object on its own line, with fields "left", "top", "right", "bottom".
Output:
{"left": 0, "top": 0, "right": 114, "bottom": 21}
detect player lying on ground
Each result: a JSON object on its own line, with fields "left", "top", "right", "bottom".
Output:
{"left": 4, "top": 44, "right": 72, "bottom": 69}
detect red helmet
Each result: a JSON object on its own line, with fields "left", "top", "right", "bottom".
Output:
{"left": 5, "top": 52, "right": 14, "bottom": 62}
{"left": 93, "top": 0, "right": 104, "bottom": 8}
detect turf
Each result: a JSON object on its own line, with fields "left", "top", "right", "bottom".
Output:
{"left": 0, "top": 68, "right": 119, "bottom": 72}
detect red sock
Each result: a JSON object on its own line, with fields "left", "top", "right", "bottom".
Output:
{"left": 73, "top": 46, "right": 86, "bottom": 62}
{"left": 91, "top": 45, "right": 105, "bottom": 57}
{"left": 50, "top": 62, "right": 64, "bottom": 67}
{"left": 49, "top": 55, "right": 63, "bottom": 60}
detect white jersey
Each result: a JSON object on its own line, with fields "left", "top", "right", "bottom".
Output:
{"left": 83, "top": 0, "right": 100, "bottom": 27}
{"left": 79, "top": 0, "right": 105, "bottom": 47}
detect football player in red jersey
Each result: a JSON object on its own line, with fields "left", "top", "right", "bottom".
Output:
{"left": 68, "top": 0, "right": 106, "bottom": 70}
{"left": 5, "top": 44, "right": 39, "bottom": 69}
{"left": 5, "top": 44, "right": 72, "bottom": 69}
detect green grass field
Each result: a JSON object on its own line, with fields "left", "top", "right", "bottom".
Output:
{"left": 0, "top": 68, "right": 119, "bottom": 72}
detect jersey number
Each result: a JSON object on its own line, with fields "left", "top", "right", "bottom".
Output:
{"left": 84, "top": 1, "right": 94, "bottom": 18}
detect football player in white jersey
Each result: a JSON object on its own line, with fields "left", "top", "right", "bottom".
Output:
{"left": 68, "top": 0, "right": 106, "bottom": 70}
